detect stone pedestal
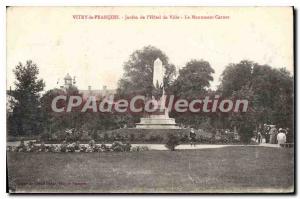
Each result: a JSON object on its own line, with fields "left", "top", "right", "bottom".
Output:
{"left": 136, "top": 105, "right": 179, "bottom": 129}
{"left": 136, "top": 114, "right": 179, "bottom": 129}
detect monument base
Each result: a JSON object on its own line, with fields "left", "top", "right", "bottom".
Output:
{"left": 136, "top": 114, "right": 179, "bottom": 129}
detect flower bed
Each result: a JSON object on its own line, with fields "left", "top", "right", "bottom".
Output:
{"left": 6, "top": 140, "right": 138, "bottom": 153}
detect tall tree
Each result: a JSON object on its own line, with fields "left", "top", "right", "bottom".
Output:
{"left": 8, "top": 60, "right": 45, "bottom": 136}
{"left": 218, "top": 60, "right": 294, "bottom": 142}
{"left": 229, "top": 85, "right": 256, "bottom": 143}
{"left": 170, "top": 59, "right": 215, "bottom": 129}
{"left": 251, "top": 66, "right": 293, "bottom": 128}
{"left": 172, "top": 59, "right": 215, "bottom": 98}
{"left": 116, "top": 45, "right": 176, "bottom": 98}
{"left": 218, "top": 60, "right": 253, "bottom": 97}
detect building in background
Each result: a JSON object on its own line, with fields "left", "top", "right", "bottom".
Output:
{"left": 59, "top": 73, "right": 116, "bottom": 100}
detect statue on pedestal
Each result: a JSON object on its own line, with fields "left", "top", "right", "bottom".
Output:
{"left": 136, "top": 58, "right": 178, "bottom": 129}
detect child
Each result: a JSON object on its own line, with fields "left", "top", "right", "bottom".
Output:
{"left": 189, "top": 128, "right": 196, "bottom": 147}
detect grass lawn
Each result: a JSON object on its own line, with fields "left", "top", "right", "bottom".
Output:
{"left": 7, "top": 146, "right": 294, "bottom": 193}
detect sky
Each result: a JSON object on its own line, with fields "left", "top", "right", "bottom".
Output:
{"left": 6, "top": 7, "right": 293, "bottom": 91}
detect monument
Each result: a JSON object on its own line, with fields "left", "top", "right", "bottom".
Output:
{"left": 136, "top": 58, "right": 179, "bottom": 129}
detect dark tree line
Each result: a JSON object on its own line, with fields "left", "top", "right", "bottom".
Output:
{"left": 7, "top": 46, "right": 294, "bottom": 143}
{"left": 218, "top": 61, "right": 293, "bottom": 142}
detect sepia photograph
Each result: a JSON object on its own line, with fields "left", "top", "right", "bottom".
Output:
{"left": 5, "top": 6, "right": 294, "bottom": 193}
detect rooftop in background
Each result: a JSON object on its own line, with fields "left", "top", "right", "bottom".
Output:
{"left": 59, "top": 73, "right": 116, "bottom": 100}
{"left": 80, "top": 86, "right": 116, "bottom": 100}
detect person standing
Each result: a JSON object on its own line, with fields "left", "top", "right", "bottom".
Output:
{"left": 264, "top": 124, "right": 271, "bottom": 143}
{"left": 277, "top": 129, "right": 287, "bottom": 146}
{"left": 257, "top": 131, "right": 262, "bottom": 143}
{"left": 189, "top": 128, "right": 196, "bottom": 147}
{"left": 269, "top": 126, "right": 277, "bottom": 144}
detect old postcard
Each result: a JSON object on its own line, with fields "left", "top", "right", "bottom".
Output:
{"left": 6, "top": 6, "right": 294, "bottom": 193}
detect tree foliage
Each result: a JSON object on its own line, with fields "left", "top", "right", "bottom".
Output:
{"left": 219, "top": 60, "right": 294, "bottom": 142}
{"left": 8, "top": 60, "right": 45, "bottom": 136}
{"left": 40, "top": 86, "right": 93, "bottom": 134}
{"left": 172, "top": 59, "right": 215, "bottom": 98}
{"left": 8, "top": 54, "right": 293, "bottom": 144}
{"left": 170, "top": 59, "right": 215, "bottom": 129}
{"left": 116, "top": 45, "right": 176, "bottom": 97}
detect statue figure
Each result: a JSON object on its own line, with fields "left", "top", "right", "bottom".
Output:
{"left": 152, "top": 58, "right": 168, "bottom": 117}
{"left": 153, "top": 58, "right": 164, "bottom": 89}
{"left": 136, "top": 58, "right": 178, "bottom": 129}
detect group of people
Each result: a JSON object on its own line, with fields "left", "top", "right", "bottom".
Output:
{"left": 189, "top": 125, "right": 291, "bottom": 146}
{"left": 256, "top": 124, "right": 290, "bottom": 145}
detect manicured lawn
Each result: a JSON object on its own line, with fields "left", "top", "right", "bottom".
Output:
{"left": 7, "top": 146, "right": 294, "bottom": 193}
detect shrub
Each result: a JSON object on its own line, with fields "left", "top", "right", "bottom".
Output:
{"left": 39, "top": 142, "right": 47, "bottom": 152}
{"left": 180, "top": 134, "right": 189, "bottom": 143}
{"left": 80, "top": 131, "right": 92, "bottom": 142}
{"left": 12, "top": 146, "right": 18, "bottom": 152}
{"left": 124, "top": 135, "right": 129, "bottom": 142}
{"left": 165, "top": 134, "right": 180, "bottom": 151}
{"left": 26, "top": 141, "right": 36, "bottom": 152}
{"left": 85, "top": 146, "right": 93, "bottom": 153}
{"left": 56, "top": 130, "right": 67, "bottom": 141}
{"left": 131, "top": 146, "right": 149, "bottom": 152}
{"left": 218, "top": 134, "right": 230, "bottom": 144}
{"left": 89, "top": 139, "right": 95, "bottom": 147}
{"left": 124, "top": 143, "right": 132, "bottom": 152}
{"left": 40, "top": 132, "right": 52, "bottom": 141}
{"left": 209, "top": 136, "right": 216, "bottom": 144}
{"left": 196, "top": 135, "right": 203, "bottom": 143}
{"left": 10, "top": 146, "right": 18, "bottom": 152}
{"left": 19, "top": 139, "right": 25, "bottom": 147}
{"left": 103, "top": 133, "right": 110, "bottom": 142}
{"left": 111, "top": 141, "right": 124, "bottom": 152}
{"left": 201, "top": 136, "right": 213, "bottom": 144}
{"left": 158, "top": 135, "right": 164, "bottom": 143}
{"left": 129, "top": 134, "right": 135, "bottom": 142}
{"left": 226, "top": 133, "right": 235, "bottom": 143}
{"left": 137, "top": 134, "right": 146, "bottom": 141}
{"left": 115, "top": 133, "right": 122, "bottom": 141}
{"left": 74, "top": 141, "right": 80, "bottom": 150}
{"left": 26, "top": 142, "right": 40, "bottom": 152}
{"left": 111, "top": 141, "right": 131, "bottom": 152}
{"left": 80, "top": 145, "right": 87, "bottom": 152}
{"left": 93, "top": 144, "right": 102, "bottom": 152}
{"left": 16, "top": 140, "right": 26, "bottom": 152}
{"left": 130, "top": 146, "right": 139, "bottom": 152}
{"left": 239, "top": 123, "right": 255, "bottom": 144}
{"left": 67, "top": 143, "right": 76, "bottom": 152}
{"left": 7, "top": 146, "right": 13, "bottom": 152}
{"left": 91, "top": 131, "right": 100, "bottom": 141}
{"left": 60, "top": 141, "right": 68, "bottom": 152}
{"left": 100, "top": 144, "right": 110, "bottom": 152}
{"left": 66, "top": 131, "right": 81, "bottom": 142}
{"left": 48, "top": 145, "right": 58, "bottom": 153}
{"left": 103, "top": 133, "right": 109, "bottom": 142}
{"left": 140, "top": 146, "right": 149, "bottom": 151}
{"left": 51, "top": 133, "right": 58, "bottom": 142}
{"left": 147, "top": 135, "right": 164, "bottom": 143}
